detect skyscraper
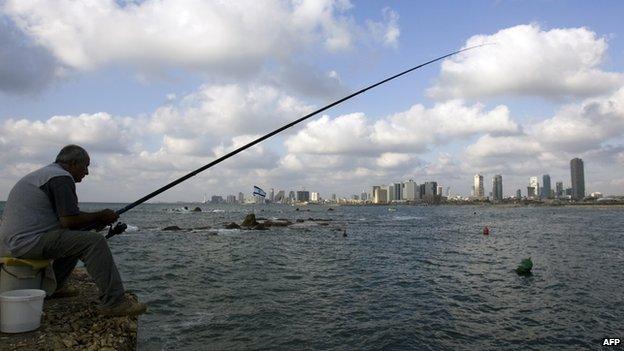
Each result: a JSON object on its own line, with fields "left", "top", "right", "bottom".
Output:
{"left": 393, "top": 182, "right": 402, "bottom": 201}
{"left": 541, "top": 174, "right": 551, "bottom": 199}
{"left": 492, "top": 175, "right": 503, "bottom": 202}
{"left": 570, "top": 158, "right": 585, "bottom": 200}
{"left": 556, "top": 182, "right": 563, "bottom": 198}
{"left": 403, "top": 180, "right": 418, "bottom": 201}
{"left": 474, "top": 174, "right": 484, "bottom": 199}
{"left": 529, "top": 177, "right": 540, "bottom": 199}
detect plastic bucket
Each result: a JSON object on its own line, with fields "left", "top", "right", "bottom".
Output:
{"left": 0, "top": 289, "right": 46, "bottom": 333}
{"left": 0, "top": 264, "right": 43, "bottom": 294}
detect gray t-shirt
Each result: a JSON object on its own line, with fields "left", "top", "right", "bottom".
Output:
{"left": 39, "top": 176, "right": 80, "bottom": 218}
{"left": 0, "top": 163, "right": 77, "bottom": 257}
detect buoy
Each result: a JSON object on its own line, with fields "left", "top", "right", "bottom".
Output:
{"left": 483, "top": 226, "right": 489, "bottom": 235}
{"left": 515, "top": 257, "right": 533, "bottom": 276}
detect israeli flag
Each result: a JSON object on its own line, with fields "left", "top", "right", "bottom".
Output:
{"left": 253, "top": 186, "right": 266, "bottom": 198}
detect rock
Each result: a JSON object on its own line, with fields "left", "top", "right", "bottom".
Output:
{"left": 296, "top": 219, "right": 305, "bottom": 223}
{"left": 264, "top": 220, "right": 291, "bottom": 227}
{"left": 163, "top": 226, "right": 182, "bottom": 231}
{"left": 241, "top": 213, "right": 258, "bottom": 227}
{"left": 192, "top": 207, "right": 202, "bottom": 212}
{"left": 252, "top": 223, "right": 269, "bottom": 230}
{"left": 328, "top": 208, "right": 334, "bottom": 211}
{"left": 225, "top": 222, "right": 241, "bottom": 229}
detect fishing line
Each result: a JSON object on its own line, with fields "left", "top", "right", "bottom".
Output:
{"left": 114, "top": 44, "right": 490, "bottom": 218}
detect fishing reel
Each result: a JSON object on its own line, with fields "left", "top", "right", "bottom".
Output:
{"left": 105, "top": 222, "right": 128, "bottom": 239}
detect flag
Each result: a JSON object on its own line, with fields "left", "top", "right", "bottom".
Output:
{"left": 253, "top": 186, "right": 266, "bottom": 198}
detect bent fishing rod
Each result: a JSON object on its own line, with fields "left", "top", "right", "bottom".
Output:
{"left": 103, "top": 44, "right": 487, "bottom": 238}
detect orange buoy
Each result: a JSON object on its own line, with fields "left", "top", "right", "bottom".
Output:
{"left": 483, "top": 226, "right": 490, "bottom": 235}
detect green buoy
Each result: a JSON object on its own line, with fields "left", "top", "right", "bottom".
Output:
{"left": 515, "top": 257, "right": 533, "bottom": 276}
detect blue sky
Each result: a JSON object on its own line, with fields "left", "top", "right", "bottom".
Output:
{"left": 1, "top": 0, "right": 623, "bottom": 202}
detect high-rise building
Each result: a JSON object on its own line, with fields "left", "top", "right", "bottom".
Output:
{"left": 516, "top": 189, "right": 521, "bottom": 199}
{"left": 288, "top": 191, "right": 296, "bottom": 203}
{"left": 492, "top": 175, "right": 503, "bottom": 202}
{"left": 269, "top": 188, "right": 275, "bottom": 202}
{"left": 570, "top": 158, "right": 585, "bottom": 200}
{"left": 436, "top": 185, "right": 444, "bottom": 197}
{"left": 296, "top": 191, "right": 310, "bottom": 202}
{"left": 403, "top": 180, "right": 418, "bottom": 201}
{"left": 388, "top": 184, "right": 395, "bottom": 202}
{"left": 373, "top": 186, "right": 388, "bottom": 204}
{"left": 226, "top": 195, "right": 237, "bottom": 204}
{"left": 474, "top": 174, "right": 484, "bottom": 199}
{"left": 529, "top": 177, "right": 540, "bottom": 199}
{"left": 541, "top": 174, "right": 551, "bottom": 199}
{"left": 311, "top": 192, "right": 319, "bottom": 202}
{"left": 393, "top": 183, "right": 402, "bottom": 201}
{"left": 361, "top": 191, "right": 367, "bottom": 201}
{"left": 423, "top": 181, "right": 437, "bottom": 199}
{"left": 527, "top": 186, "right": 536, "bottom": 199}
{"left": 555, "top": 182, "right": 564, "bottom": 198}
{"left": 274, "top": 190, "right": 285, "bottom": 203}
{"left": 238, "top": 192, "right": 244, "bottom": 203}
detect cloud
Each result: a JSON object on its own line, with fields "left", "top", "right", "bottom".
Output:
{"left": 3, "top": 0, "right": 398, "bottom": 75}
{"left": 532, "top": 87, "right": 624, "bottom": 152}
{"left": 149, "top": 83, "right": 314, "bottom": 140}
{"left": 0, "top": 113, "right": 132, "bottom": 161}
{"left": 0, "top": 17, "right": 58, "bottom": 94}
{"left": 285, "top": 100, "right": 519, "bottom": 155}
{"left": 428, "top": 24, "right": 624, "bottom": 100}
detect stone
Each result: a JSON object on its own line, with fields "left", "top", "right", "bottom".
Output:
{"left": 225, "top": 222, "right": 241, "bottom": 229}
{"left": 163, "top": 226, "right": 182, "bottom": 231}
{"left": 192, "top": 207, "right": 202, "bottom": 212}
{"left": 241, "top": 213, "right": 258, "bottom": 227}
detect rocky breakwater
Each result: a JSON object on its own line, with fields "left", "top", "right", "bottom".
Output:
{"left": 0, "top": 268, "right": 139, "bottom": 351}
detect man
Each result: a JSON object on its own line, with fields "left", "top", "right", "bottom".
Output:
{"left": 0, "top": 145, "right": 146, "bottom": 316}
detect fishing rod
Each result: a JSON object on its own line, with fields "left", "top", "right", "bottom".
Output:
{"left": 104, "top": 44, "right": 487, "bottom": 238}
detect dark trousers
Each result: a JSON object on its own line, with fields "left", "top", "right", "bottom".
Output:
{"left": 19, "top": 229, "right": 125, "bottom": 307}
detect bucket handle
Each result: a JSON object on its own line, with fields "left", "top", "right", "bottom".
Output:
{"left": 0, "top": 264, "right": 40, "bottom": 280}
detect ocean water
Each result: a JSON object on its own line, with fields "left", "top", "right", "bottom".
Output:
{"left": 5, "top": 203, "right": 624, "bottom": 350}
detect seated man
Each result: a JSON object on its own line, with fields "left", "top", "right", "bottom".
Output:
{"left": 0, "top": 145, "right": 146, "bottom": 316}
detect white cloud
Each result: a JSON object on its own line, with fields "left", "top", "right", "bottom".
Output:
{"left": 0, "top": 113, "right": 132, "bottom": 160}
{"left": 3, "top": 0, "right": 398, "bottom": 75}
{"left": 285, "top": 100, "right": 519, "bottom": 156}
{"left": 428, "top": 24, "right": 624, "bottom": 100}
{"left": 149, "top": 83, "right": 314, "bottom": 139}
{"left": 532, "top": 87, "right": 624, "bottom": 152}
{"left": 376, "top": 152, "right": 413, "bottom": 168}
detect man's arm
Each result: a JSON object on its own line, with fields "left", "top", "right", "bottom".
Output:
{"left": 59, "top": 209, "right": 119, "bottom": 230}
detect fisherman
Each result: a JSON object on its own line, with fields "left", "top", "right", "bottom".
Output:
{"left": 0, "top": 145, "right": 146, "bottom": 316}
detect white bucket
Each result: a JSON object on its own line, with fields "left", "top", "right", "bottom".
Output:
{"left": 0, "top": 289, "right": 46, "bottom": 333}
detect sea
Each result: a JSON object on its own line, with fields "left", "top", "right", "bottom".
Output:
{"left": 2, "top": 203, "right": 624, "bottom": 350}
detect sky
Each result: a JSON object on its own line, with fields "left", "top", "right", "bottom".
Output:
{"left": 1, "top": 0, "right": 623, "bottom": 202}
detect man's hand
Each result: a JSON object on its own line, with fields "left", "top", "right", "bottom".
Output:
{"left": 60, "top": 209, "right": 119, "bottom": 230}
{"left": 98, "top": 209, "right": 119, "bottom": 225}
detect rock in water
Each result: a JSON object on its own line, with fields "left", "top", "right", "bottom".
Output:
{"left": 225, "top": 222, "right": 241, "bottom": 229}
{"left": 192, "top": 207, "right": 202, "bottom": 212}
{"left": 163, "top": 226, "right": 182, "bottom": 231}
{"left": 241, "top": 213, "right": 258, "bottom": 227}
{"left": 515, "top": 257, "right": 533, "bottom": 276}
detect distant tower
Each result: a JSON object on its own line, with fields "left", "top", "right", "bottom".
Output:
{"left": 541, "top": 174, "right": 551, "bottom": 199}
{"left": 570, "top": 158, "right": 585, "bottom": 200}
{"left": 492, "top": 175, "right": 503, "bottom": 202}
{"left": 474, "top": 174, "right": 484, "bottom": 199}
{"left": 555, "top": 182, "right": 564, "bottom": 198}
{"left": 529, "top": 177, "right": 540, "bottom": 199}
